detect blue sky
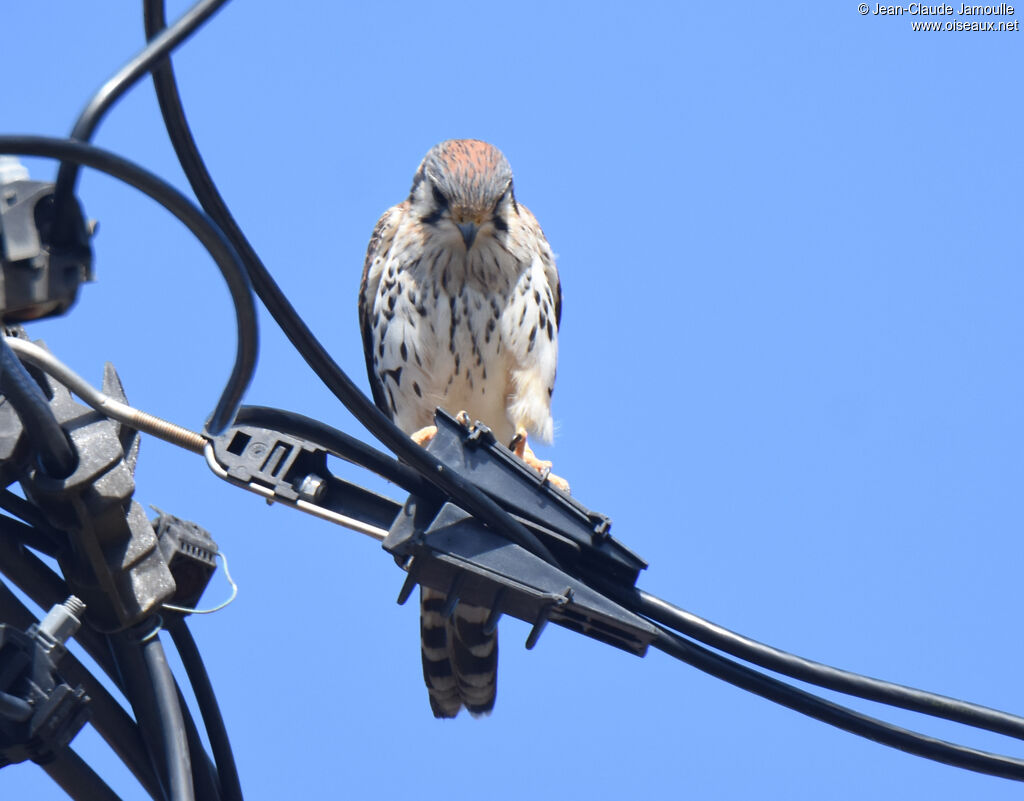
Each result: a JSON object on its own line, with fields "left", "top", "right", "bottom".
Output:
{"left": 2, "top": 1, "right": 1023, "bottom": 798}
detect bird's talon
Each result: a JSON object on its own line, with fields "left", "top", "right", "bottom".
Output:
{"left": 411, "top": 425, "right": 437, "bottom": 446}
{"left": 455, "top": 410, "right": 472, "bottom": 427}
{"left": 545, "top": 472, "right": 571, "bottom": 493}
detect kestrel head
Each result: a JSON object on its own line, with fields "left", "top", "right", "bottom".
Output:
{"left": 408, "top": 139, "right": 517, "bottom": 250}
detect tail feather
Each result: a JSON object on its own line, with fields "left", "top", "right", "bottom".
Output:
{"left": 420, "top": 586, "right": 498, "bottom": 718}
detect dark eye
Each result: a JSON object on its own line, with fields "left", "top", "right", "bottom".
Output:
{"left": 432, "top": 186, "right": 448, "bottom": 209}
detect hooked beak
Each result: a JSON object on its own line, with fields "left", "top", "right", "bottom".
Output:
{"left": 456, "top": 221, "right": 478, "bottom": 250}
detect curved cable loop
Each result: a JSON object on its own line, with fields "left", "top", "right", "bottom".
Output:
{"left": 52, "top": 0, "right": 232, "bottom": 241}
{"left": 0, "top": 136, "right": 257, "bottom": 435}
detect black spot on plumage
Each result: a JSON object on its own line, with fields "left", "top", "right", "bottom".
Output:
{"left": 383, "top": 366, "right": 403, "bottom": 386}
{"left": 387, "top": 293, "right": 396, "bottom": 312}
{"left": 400, "top": 341, "right": 408, "bottom": 361}
{"left": 413, "top": 381, "right": 422, "bottom": 398}
{"left": 545, "top": 319, "right": 554, "bottom": 339}
{"left": 454, "top": 353, "right": 461, "bottom": 375}
{"left": 528, "top": 324, "right": 537, "bottom": 352}
{"left": 533, "top": 289, "right": 541, "bottom": 304}
{"left": 539, "top": 312, "right": 547, "bottom": 331}
{"left": 518, "top": 305, "right": 527, "bottom": 325}
{"left": 547, "top": 386, "right": 553, "bottom": 397}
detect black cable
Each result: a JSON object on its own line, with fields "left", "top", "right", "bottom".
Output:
{"left": 235, "top": 405, "right": 437, "bottom": 499}
{"left": 651, "top": 625, "right": 1024, "bottom": 782}
{"left": 40, "top": 747, "right": 123, "bottom": 801}
{"left": 0, "top": 497, "right": 61, "bottom": 557}
{"left": 0, "top": 336, "right": 76, "bottom": 478}
{"left": 0, "top": 136, "right": 257, "bottom": 435}
{"left": 0, "top": 579, "right": 163, "bottom": 800}
{"left": 0, "top": 489, "right": 63, "bottom": 556}
{"left": 141, "top": 634, "right": 194, "bottom": 801}
{"left": 166, "top": 617, "right": 243, "bottom": 801}
{"left": 631, "top": 589, "right": 1024, "bottom": 743}
{"left": 0, "top": 518, "right": 220, "bottom": 798}
{"left": 140, "top": 2, "right": 557, "bottom": 567}
{"left": 0, "top": 515, "right": 122, "bottom": 687}
{"left": 109, "top": 627, "right": 221, "bottom": 801}
{"left": 51, "top": 0, "right": 232, "bottom": 243}
{"left": 177, "top": 685, "right": 222, "bottom": 801}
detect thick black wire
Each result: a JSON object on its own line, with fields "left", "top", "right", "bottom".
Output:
{"left": 140, "top": 0, "right": 558, "bottom": 567}
{"left": 0, "top": 517, "right": 118, "bottom": 675}
{"left": 0, "top": 336, "right": 76, "bottom": 478}
{"left": 651, "top": 626, "right": 1024, "bottom": 782}
{"left": 0, "top": 579, "right": 163, "bottom": 800}
{"left": 141, "top": 635, "right": 194, "bottom": 801}
{"left": 235, "top": 405, "right": 436, "bottom": 499}
{"left": 166, "top": 617, "right": 243, "bottom": 801}
{"left": 40, "top": 747, "right": 123, "bottom": 801}
{"left": 52, "top": 0, "right": 232, "bottom": 242}
{"left": 0, "top": 518, "right": 218, "bottom": 799}
{"left": 0, "top": 489, "right": 62, "bottom": 555}
{"left": 632, "top": 589, "right": 1024, "bottom": 743}
{"left": 0, "top": 136, "right": 257, "bottom": 435}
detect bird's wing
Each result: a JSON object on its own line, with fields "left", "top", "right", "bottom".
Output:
{"left": 519, "top": 203, "right": 561, "bottom": 330}
{"left": 358, "top": 201, "right": 408, "bottom": 416}
{"left": 503, "top": 203, "right": 560, "bottom": 442}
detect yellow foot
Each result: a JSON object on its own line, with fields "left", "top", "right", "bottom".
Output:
{"left": 411, "top": 425, "right": 437, "bottom": 446}
{"left": 509, "top": 427, "right": 570, "bottom": 493}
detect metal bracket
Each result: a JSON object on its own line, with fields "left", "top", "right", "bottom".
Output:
{"left": 205, "top": 424, "right": 402, "bottom": 540}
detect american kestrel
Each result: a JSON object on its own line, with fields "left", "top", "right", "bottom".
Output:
{"left": 358, "top": 139, "right": 563, "bottom": 718}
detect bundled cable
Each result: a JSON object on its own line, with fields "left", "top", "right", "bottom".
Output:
{"left": 0, "top": 335, "right": 76, "bottom": 478}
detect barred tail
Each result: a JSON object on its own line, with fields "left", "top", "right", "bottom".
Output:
{"left": 420, "top": 586, "right": 498, "bottom": 718}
